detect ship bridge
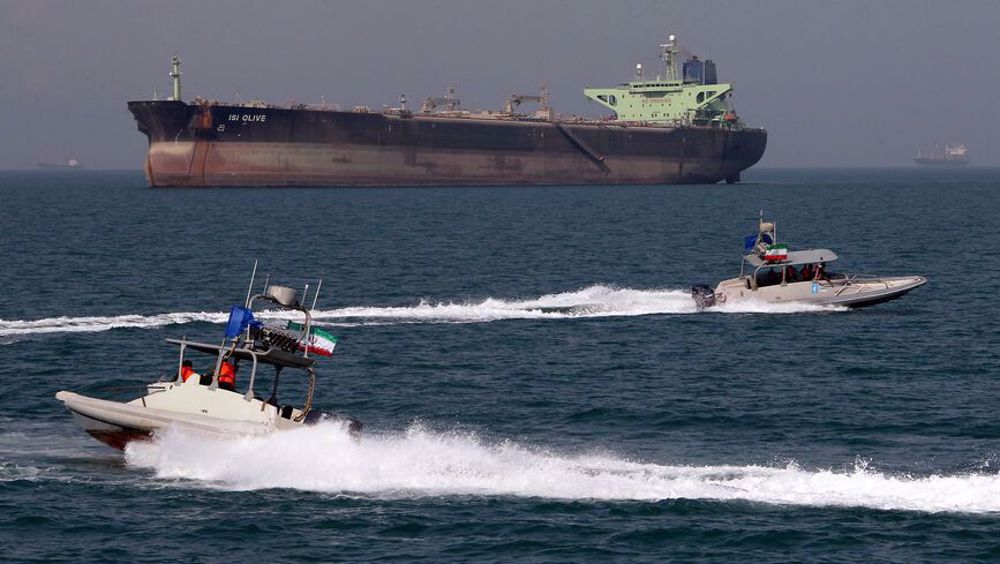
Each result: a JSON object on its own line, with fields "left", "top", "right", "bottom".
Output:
{"left": 583, "top": 35, "right": 739, "bottom": 127}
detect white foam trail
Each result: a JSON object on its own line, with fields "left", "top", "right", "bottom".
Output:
{"left": 0, "top": 311, "right": 228, "bottom": 337}
{"left": 0, "top": 308, "right": 333, "bottom": 338}
{"left": 0, "top": 285, "right": 841, "bottom": 338}
{"left": 127, "top": 424, "right": 1000, "bottom": 514}
{"left": 715, "top": 297, "right": 842, "bottom": 314}
{"left": 311, "top": 285, "right": 699, "bottom": 323}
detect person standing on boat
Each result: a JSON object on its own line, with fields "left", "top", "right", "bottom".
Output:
{"left": 217, "top": 360, "right": 237, "bottom": 392}
{"left": 179, "top": 360, "right": 201, "bottom": 384}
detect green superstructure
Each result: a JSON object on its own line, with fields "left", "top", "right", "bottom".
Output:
{"left": 584, "top": 34, "right": 740, "bottom": 127}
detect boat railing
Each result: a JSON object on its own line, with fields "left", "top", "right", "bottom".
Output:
{"left": 844, "top": 273, "right": 894, "bottom": 290}
{"left": 240, "top": 351, "right": 261, "bottom": 402}
{"left": 823, "top": 274, "right": 895, "bottom": 296}
{"left": 171, "top": 338, "right": 264, "bottom": 399}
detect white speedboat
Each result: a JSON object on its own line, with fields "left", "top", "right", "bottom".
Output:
{"left": 56, "top": 277, "right": 360, "bottom": 450}
{"left": 692, "top": 217, "right": 926, "bottom": 309}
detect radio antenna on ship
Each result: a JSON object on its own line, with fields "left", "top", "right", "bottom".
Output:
{"left": 169, "top": 56, "right": 183, "bottom": 101}
{"left": 659, "top": 34, "right": 678, "bottom": 81}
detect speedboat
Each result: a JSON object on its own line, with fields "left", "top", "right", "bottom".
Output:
{"left": 692, "top": 217, "right": 927, "bottom": 309}
{"left": 56, "top": 275, "right": 361, "bottom": 450}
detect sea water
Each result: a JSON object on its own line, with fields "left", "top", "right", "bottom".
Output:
{"left": 2, "top": 168, "right": 999, "bottom": 561}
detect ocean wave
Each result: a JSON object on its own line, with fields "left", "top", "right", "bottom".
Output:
{"left": 127, "top": 423, "right": 999, "bottom": 514}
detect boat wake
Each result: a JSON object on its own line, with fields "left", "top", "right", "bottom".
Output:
{"left": 311, "top": 285, "right": 698, "bottom": 323}
{"left": 0, "top": 285, "right": 842, "bottom": 339}
{"left": 126, "top": 423, "right": 1000, "bottom": 514}
{"left": 0, "top": 311, "right": 230, "bottom": 338}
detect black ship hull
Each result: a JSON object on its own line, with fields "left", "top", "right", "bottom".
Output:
{"left": 127, "top": 101, "right": 767, "bottom": 187}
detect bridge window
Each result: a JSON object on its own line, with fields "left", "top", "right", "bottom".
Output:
{"left": 608, "top": 95, "right": 617, "bottom": 106}
{"left": 696, "top": 92, "right": 705, "bottom": 103}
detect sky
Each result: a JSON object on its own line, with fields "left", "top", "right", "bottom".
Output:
{"left": 1, "top": 0, "right": 997, "bottom": 169}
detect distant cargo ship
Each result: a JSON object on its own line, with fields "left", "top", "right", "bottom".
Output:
{"left": 915, "top": 144, "right": 969, "bottom": 166}
{"left": 37, "top": 158, "right": 85, "bottom": 169}
{"left": 127, "top": 35, "right": 767, "bottom": 187}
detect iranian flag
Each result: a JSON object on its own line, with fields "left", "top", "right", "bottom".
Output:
{"left": 288, "top": 321, "right": 338, "bottom": 357}
{"left": 764, "top": 244, "right": 788, "bottom": 262}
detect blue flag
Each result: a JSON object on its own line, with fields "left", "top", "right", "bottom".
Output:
{"left": 224, "top": 305, "right": 256, "bottom": 338}
{"left": 744, "top": 234, "right": 758, "bottom": 252}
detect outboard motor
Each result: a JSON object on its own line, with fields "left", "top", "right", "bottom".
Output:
{"left": 691, "top": 284, "right": 717, "bottom": 310}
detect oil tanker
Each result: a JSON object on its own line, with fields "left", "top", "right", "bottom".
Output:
{"left": 128, "top": 35, "right": 766, "bottom": 187}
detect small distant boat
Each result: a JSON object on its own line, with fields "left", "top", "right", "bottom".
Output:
{"left": 37, "top": 158, "right": 85, "bottom": 169}
{"left": 56, "top": 270, "right": 361, "bottom": 450}
{"left": 692, "top": 217, "right": 926, "bottom": 309}
{"left": 914, "top": 144, "right": 969, "bottom": 166}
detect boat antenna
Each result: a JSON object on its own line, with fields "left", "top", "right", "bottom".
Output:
{"left": 311, "top": 279, "right": 323, "bottom": 312}
{"left": 299, "top": 282, "right": 312, "bottom": 359}
{"left": 244, "top": 259, "right": 258, "bottom": 308}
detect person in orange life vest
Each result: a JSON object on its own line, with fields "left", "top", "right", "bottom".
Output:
{"left": 217, "top": 360, "right": 237, "bottom": 392}
{"left": 179, "top": 360, "right": 201, "bottom": 384}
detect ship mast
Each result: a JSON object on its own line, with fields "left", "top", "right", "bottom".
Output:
{"left": 169, "top": 56, "right": 182, "bottom": 101}
{"left": 659, "top": 34, "right": 679, "bottom": 81}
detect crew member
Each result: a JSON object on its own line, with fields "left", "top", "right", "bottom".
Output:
{"left": 179, "top": 360, "right": 201, "bottom": 384}
{"left": 217, "top": 360, "right": 237, "bottom": 392}
{"left": 784, "top": 266, "right": 799, "bottom": 283}
{"left": 815, "top": 263, "right": 826, "bottom": 280}
{"left": 801, "top": 264, "right": 815, "bottom": 281}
